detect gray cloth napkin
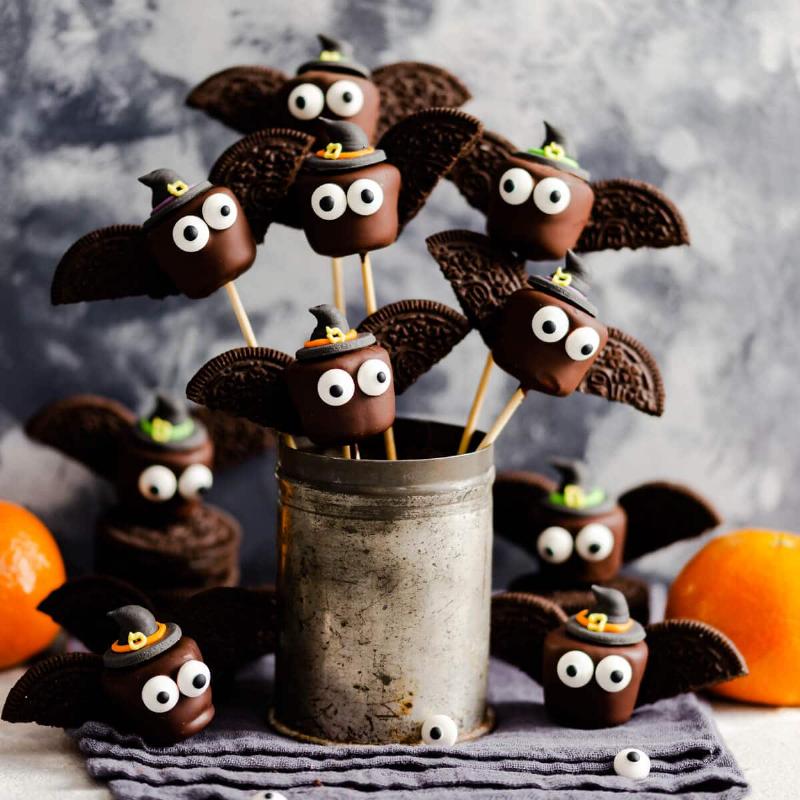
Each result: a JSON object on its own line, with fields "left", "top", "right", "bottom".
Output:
{"left": 73, "top": 656, "right": 749, "bottom": 800}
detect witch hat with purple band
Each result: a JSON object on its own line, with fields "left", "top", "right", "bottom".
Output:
{"left": 516, "top": 121, "right": 590, "bottom": 181}
{"left": 103, "top": 604, "right": 182, "bottom": 669}
{"left": 529, "top": 251, "right": 597, "bottom": 316}
{"left": 139, "top": 169, "right": 212, "bottom": 228}
{"left": 296, "top": 33, "right": 370, "bottom": 79}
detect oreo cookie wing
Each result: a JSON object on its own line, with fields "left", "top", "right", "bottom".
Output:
{"left": 186, "top": 347, "right": 301, "bottom": 434}
{"left": 378, "top": 108, "right": 483, "bottom": 229}
{"left": 208, "top": 128, "right": 315, "bottom": 241}
{"left": 637, "top": 619, "right": 747, "bottom": 706}
{"left": 426, "top": 230, "right": 527, "bottom": 334}
{"left": 447, "top": 129, "right": 517, "bottom": 214}
{"left": 39, "top": 575, "right": 154, "bottom": 655}
{"left": 574, "top": 179, "right": 690, "bottom": 253}
{"left": 578, "top": 327, "right": 666, "bottom": 416}
{"left": 2, "top": 653, "right": 105, "bottom": 729}
{"left": 493, "top": 470, "right": 557, "bottom": 553}
{"left": 371, "top": 61, "right": 471, "bottom": 140}
{"left": 358, "top": 299, "right": 470, "bottom": 395}
{"left": 51, "top": 224, "right": 177, "bottom": 304}
{"left": 176, "top": 586, "right": 278, "bottom": 676}
{"left": 191, "top": 406, "right": 276, "bottom": 472}
{"left": 26, "top": 394, "right": 136, "bottom": 479}
{"left": 186, "top": 65, "right": 289, "bottom": 134}
{"left": 490, "top": 592, "right": 567, "bottom": 683}
{"left": 620, "top": 483, "right": 722, "bottom": 562}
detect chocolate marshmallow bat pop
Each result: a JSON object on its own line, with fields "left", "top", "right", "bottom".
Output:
{"left": 209, "top": 110, "right": 482, "bottom": 325}
{"left": 50, "top": 131, "right": 313, "bottom": 347}
{"left": 187, "top": 32, "right": 471, "bottom": 146}
{"left": 442, "top": 122, "right": 688, "bottom": 451}
{"left": 427, "top": 235, "right": 665, "bottom": 451}
{"left": 186, "top": 301, "right": 470, "bottom": 458}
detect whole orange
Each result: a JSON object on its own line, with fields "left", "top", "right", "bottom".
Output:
{"left": 0, "top": 501, "right": 66, "bottom": 668}
{"left": 666, "top": 529, "right": 800, "bottom": 706}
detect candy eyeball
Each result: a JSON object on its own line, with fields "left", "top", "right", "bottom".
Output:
{"left": 202, "top": 192, "right": 238, "bottom": 230}
{"left": 326, "top": 80, "right": 364, "bottom": 117}
{"left": 311, "top": 183, "right": 347, "bottom": 220}
{"left": 421, "top": 714, "right": 458, "bottom": 746}
{"left": 556, "top": 649, "right": 594, "bottom": 688}
{"left": 176, "top": 659, "right": 211, "bottom": 698}
{"left": 536, "top": 526, "right": 574, "bottom": 564}
{"left": 172, "top": 216, "right": 210, "bottom": 253}
{"left": 138, "top": 465, "right": 178, "bottom": 502}
{"left": 595, "top": 654, "right": 633, "bottom": 693}
{"left": 533, "top": 177, "right": 571, "bottom": 215}
{"left": 574, "top": 523, "right": 614, "bottom": 562}
{"left": 498, "top": 167, "right": 534, "bottom": 205}
{"left": 532, "top": 305, "right": 570, "bottom": 343}
{"left": 347, "top": 178, "right": 384, "bottom": 216}
{"left": 613, "top": 748, "right": 651, "bottom": 779}
{"left": 357, "top": 359, "right": 392, "bottom": 396}
{"left": 565, "top": 327, "right": 601, "bottom": 361}
{"left": 317, "top": 368, "right": 355, "bottom": 407}
{"left": 178, "top": 464, "right": 213, "bottom": 499}
{"left": 141, "top": 674, "right": 180, "bottom": 713}
{"left": 287, "top": 82, "right": 325, "bottom": 120}
{"left": 250, "top": 792, "right": 288, "bottom": 800}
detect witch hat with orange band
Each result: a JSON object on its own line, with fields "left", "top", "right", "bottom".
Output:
{"left": 565, "top": 585, "right": 646, "bottom": 646}
{"left": 103, "top": 605, "right": 182, "bottom": 669}
{"left": 295, "top": 304, "right": 376, "bottom": 361}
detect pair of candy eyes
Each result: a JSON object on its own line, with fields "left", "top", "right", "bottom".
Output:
{"left": 317, "top": 359, "right": 392, "bottom": 407}
{"left": 499, "top": 168, "right": 571, "bottom": 215}
{"left": 172, "top": 193, "right": 239, "bottom": 253}
{"left": 557, "top": 651, "right": 633, "bottom": 692}
{"left": 311, "top": 179, "right": 384, "bottom": 220}
{"left": 288, "top": 80, "right": 364, "bottom": 120}
{"left": 532, "top": 306, "right": 600, "bottom": 361}
{"left": 537, "top": 523, "right": 615, "bottom": 564}
{"left": 138, "top": 464, "right": 212, "bottom": 503}
{"left": 140, "top": 659, "right": 210, "bottom": 713}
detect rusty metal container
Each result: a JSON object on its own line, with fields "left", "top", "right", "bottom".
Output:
{"left": 271, "top": 419, "right": 494, "bottom": 745}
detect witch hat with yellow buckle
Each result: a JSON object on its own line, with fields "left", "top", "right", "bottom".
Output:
{"left": 565, "top": 585, "right": 646, "bottom": 646}
{"left": 295, "top": 304, "right": 376, "bottom": 361}
{"left": 103, "top": 604, "right": 182, "bottom": 669}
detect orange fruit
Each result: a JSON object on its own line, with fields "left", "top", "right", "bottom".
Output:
{"left": 666, "top": 529, "right": 800, "bottom": 706}
{"left": 0, "top": 501, "right": 66, "bottom": 668}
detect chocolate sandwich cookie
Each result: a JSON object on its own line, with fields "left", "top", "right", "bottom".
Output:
{"left": 493, "top": 462, "right": 721, "bottom": 620}
{"left": 187, "top": 32, "right": 471, "bottom": 144}
{"left": 187, "top": 300, "right": 471, "bottom": 449}
{"left": 449, "top": 120, "right": 689, "bottom": 260}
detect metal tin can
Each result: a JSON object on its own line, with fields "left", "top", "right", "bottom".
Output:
{"left": 271, "top": 419, "right": 494, "bottom": 744}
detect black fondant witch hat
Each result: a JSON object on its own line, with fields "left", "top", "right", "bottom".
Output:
{"left": 133, "top": 393, "right": 208, "bottom": 451}
{"left": 296, "top": 33, "right": 370, "bottom": 79}
{"left": 296, "top": 304, "right": 376, "bottom": 361}
{"left": 139, "top": 169, "right": 212, "bottom": 228}
{"left": 517, "top": 121, "right": 590, "bottom": 181}
{"left": 103, "top": 604, "right": 182, "bottom": 668}
{"left": 543, "top": 457, "right": 613, "bottom": 515}
{"left": 529, "top": 251, "right": 597, "bottom": 316}
{"left": 565, "top": 585, "right": 646, "bottom": 646}
{"left": 305, "top": 119, "right": 387, "bottom": 172}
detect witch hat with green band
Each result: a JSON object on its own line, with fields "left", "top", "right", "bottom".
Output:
{"left": 297, "top": 33, "right": 370, "bottom": 79}
{"left": 133, "top": 394, "right": 208, "bottom": 451}
{"left": 296, "top": 304, "right": 375, "bottom": 361}
{"left": 528, "top": 251, "right": 597, "bottom": 316}
{"left": 517, "top": 121, "right": 590, "bottom": 181}
{"left": 542, "top": 456, "right": 613, "bottom": 515}
{"left": 139, "top": 169, "right": 212, "bottom": 228}
{"left": 565, "top": 585, "right": 646, "bottom": 645}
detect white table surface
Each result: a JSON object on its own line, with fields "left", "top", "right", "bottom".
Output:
{"left": 0, "top": 666, "right": 796, "bottom": 799}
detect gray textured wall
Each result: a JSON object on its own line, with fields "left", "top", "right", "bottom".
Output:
{"left": 1, "top": 0, "right": 798, "bottom": 586}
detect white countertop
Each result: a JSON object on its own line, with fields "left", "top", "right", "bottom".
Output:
{"left": 0, "top": 666, "right": 796, "bottom": 799}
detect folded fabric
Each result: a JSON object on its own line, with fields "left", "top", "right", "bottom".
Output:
{"left": 73, "top": 656, "right": 749, "bottom": 799}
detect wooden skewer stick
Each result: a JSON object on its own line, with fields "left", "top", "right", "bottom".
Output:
{"left": 224, "top": 282, "right": 258, "bottom": 348}
{"left": 359, "top": 252, "right": 397, "bottom": 462}
{"left": 342, "top": 445, "right": 351, "bottom": 459}
{"left": 332, "top": 257, "right": 345, "bottom": 314}
{"left": 477, "top": 387, "right": 526, "bottom": 450}
{"left": 457, "top": 352, "right": 495, "bottom": 455}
